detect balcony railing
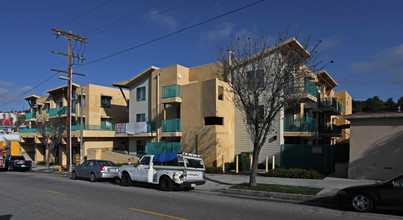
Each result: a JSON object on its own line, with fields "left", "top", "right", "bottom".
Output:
{"left": 162, "top": 118, "right": 181, "bottom": 132}
{"left": 26, "top": 112, "right": 35, "bottom": 119}
{"left": 114, "top": 122, "right": 155, "bottom": 134}
{"left": 20, "top": 124, "right": 114, "bottom": 133}
{"left": 162, "top": 84, "right": 181, "bottom": 99}
{"left": 49, "top": 106, "right": 76, "bottom": 116}
{"left": 284, "top": 116, "right": 316, "bottom": 132}
{"left": 318, "top": 124, "right": 342, "bottom": 136}
{"left": 319, "top": 98, "right": 342, "bottom": 114}
{"left": 146, "top": 142, "right": 181, "bottom": 155}
{"left": 289, "top": 79, "right": 317, "bottom": 97}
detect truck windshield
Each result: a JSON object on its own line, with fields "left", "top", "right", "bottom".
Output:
{"left": 184, "top": 158, "right": 204, "bottom": 169}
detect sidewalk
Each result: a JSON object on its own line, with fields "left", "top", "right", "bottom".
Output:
{"left": 198, "top": 173, "right": 375, "bottom": 206}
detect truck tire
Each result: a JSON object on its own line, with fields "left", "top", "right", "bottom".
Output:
{"left": 160, "top": 176, "right": 173, "bottom": 191}
{"left": 9, "top": 166, "right": 14, "bottom": 171}
{"left": 121, "top": 172, "right": 132, "bottom": 186}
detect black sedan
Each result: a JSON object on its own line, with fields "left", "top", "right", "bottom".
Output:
{"left": 334, "top": 175, "right": 403, "bottom": 212}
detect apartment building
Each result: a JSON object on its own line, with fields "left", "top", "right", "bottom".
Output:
{"left": 20, "top": 84, "right": 129, "bottom": 165}
{"left": 112, "top": 39, "right": 351, "bottom": 171}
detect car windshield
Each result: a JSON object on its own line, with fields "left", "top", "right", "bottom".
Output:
{"left": 13, "top": 156, "right": 25, "bottom": 160}
{"left": 382, "top": 175, "right": 403, "bottom": 185}
{"left": 98, "top": 161, "right": 116, "bottom": 166}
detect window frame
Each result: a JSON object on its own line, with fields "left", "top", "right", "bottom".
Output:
{"left": 136, "top": 87, "right": 146, "bottom": 102}
{"left": 100, "top": 96, "right": 111, "bottom": 108}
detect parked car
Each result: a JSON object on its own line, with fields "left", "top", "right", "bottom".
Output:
{"left": 72, "top": 160, "right": 119, "bottom": 182}
{"left": 334, "top": 175, "right": 403, "bottom": 212}
{"left": 5, "top": 155, "right": 32, "bottom": 171}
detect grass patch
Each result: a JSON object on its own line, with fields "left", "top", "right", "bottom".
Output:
{"left": 231, "top": 182, "right": 322, "bottom": 195}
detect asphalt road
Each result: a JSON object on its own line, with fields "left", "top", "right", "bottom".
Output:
{"left": 0, "top": 171, "right": 402, "bottom": 220}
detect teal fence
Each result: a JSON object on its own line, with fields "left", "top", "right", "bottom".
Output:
{"left": 146, "top": 142, "right": 181, "bottom": 155}
{"left": 20, "top": 128, "right": 37, "bottom": 133}
{"left": 289, "top": 79, "right": 317, "bottom": 97}
{"left": 280, "top": 144, "right": 334, "bottom": 174}
{"left": 284, "top": 116, "right": 316, "bottom": 132}
{"left": 162, "top": 84, "right": 181, "bottom": 99}
{"left": 20, "top": 124, "right": 114, "bottom": 133}
{"left": 162, "top": 118, "right": 181, "bottom": 132}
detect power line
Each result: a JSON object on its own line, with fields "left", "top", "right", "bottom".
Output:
{"left": 77, "top": 0, "right": 264, "bottom": 68}
{"left": 1, "top": 0, "right": 263, "bottom": 107}
{"left": 0, "top": 72, "right": 59, "bottom": 107}
{"left": 59, "top": 0, "right": 113, "bottom": 28}
{"left": 83, "top": 0, "right": 172, "bottom": 35}
{"left": 85, "top": 0, "right": 198, "bottom": 36}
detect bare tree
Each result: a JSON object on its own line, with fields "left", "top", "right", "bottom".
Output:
{"left": 36, "top": 115, "right": 65, "bottom": 169}
{"left": 217, "top": 31, "right": 323, "bottom": 187}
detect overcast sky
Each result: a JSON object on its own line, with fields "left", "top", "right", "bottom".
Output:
{"left": 1, "top": 0, "right": 402, "bottom": 111}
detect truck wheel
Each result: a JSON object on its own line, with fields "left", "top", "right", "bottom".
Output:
{"left": 121, "top": 172, "right": 132, "bottom": 186}
{"left": 10, "top": 166, "right": 14, "bottom": 171}
{"left": 160, "top": 176, "right": 173, "bottom": 191}
{"left": 90, "top": 173, "right": 97, "bottom": 182}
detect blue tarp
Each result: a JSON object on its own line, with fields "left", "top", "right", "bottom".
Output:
{"left": 153, "top": 152, "right": 179, "bottom": 163}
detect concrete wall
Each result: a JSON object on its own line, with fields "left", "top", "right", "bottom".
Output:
{"left": 348, "top": 116, "right": 403, "bottom": 180}
{"left": 334, "top": 91, "right": 352, "bottom": 142}
{"left": 87, "top": 148, "right": 139, "bottom": 164}
{"left": 128, "top": 74, "right": 152, "bottom": 123}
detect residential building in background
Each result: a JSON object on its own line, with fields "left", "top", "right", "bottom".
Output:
{"left": 112, "top": 39, "right": 352, "bottom": 172}
{"left": 20, "top": 84, "right": 129, "bottom": 165}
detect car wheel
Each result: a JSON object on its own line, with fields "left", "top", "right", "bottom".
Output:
{"left": 90, "top": 173, "right": 97, "bottom": 182}
{"left": 121, "top": 172, "right": 132, "bottom": 186}
{"left": 72, "top": 171, "right": 77, "bottom": 180}
{"left": 350, "top": 193, "right": 374, "bottom": 212}
{"left": 160, "top": 176, "right": 173, "bottom": 191}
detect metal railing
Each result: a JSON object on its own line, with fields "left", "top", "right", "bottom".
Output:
{"left": 289, "top": 79, "right": 317, "bottom": 97}
{"left": 162, "top": 84, "right": 181, "bottom": 99}
{"left": 146, "top": 142, "right": 181, "bottom": 155}
{"left": 318, "top": 124, "right": 342, "bottom": 135}
{"left": 20, "top": 124, "right": 114, "bottom": 133}
{"left": 162, "top": 118, "right": 181, "bottom": 132}
{"left": 319, "top": 98, "right": 342, "bottom": 114}
{"left": 284, "top": 116, "right": 316, "bottom": 132}
{"left": 114, "top": 122, "right": 155, "bottom": 134}
{"left": 25, "top": 112, "right": 35, "bottom": 119}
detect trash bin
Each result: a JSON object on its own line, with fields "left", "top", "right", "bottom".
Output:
{"left": 239, "top": 152, "right": 252, "bottom": 172}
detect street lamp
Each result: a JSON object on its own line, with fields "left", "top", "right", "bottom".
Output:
{"left": 59, "top": 76, "right": 84, "bottom": 167}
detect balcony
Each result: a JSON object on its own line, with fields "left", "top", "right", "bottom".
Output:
{"left": 25, "top": 112, "right": 36, "bottom": 119}
{"left": 318, "top": 125, "right": 342, "bottom": 136}
{"left": 162, "top": 118, "right": 181, "bottom": 132}
{"left": 288, "top": 79, "right": 317, "bottom": 102}
{"left": 319, "top": 98, "right": 342, "bottom": 115}
{"left": 146, "top": 142, "right": 181, "bottom": 155}
{"left": 284, "top": 116, "right": 316, "bottom": 135}
{"left": 114, "top": 122, "right": 156, "bottom": 136}
{"left": 20, "top": 128, "right": 38, "bottom": 133}
{"left": 49, "top": 106, "right": 76, "bottom": 116}
{"left": 20, "top": 124, "right": 114, "bottom": 134}
{"left": 162, "top": 84, "right": 182, "bottom": 103}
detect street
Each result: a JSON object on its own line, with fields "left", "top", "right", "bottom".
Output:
{"left": 0, "top": 171, "right": 402, "bottom": 220}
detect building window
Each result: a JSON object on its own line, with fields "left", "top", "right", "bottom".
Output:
{"left": 101, "top": 118, "right": 112, "bottom": 129}
{"left": 136, "top": 87, "right": 146, "bottom": 101}
{"left": 45, "top": 103, "right": 50, "bottom": 113}
{"left": 79, "top": 95, "right": 86, "bottom": 107}
{"left": 38, "top": 106, "right": 42, "bottom": 114}
{"left": 204, "top": 117, "right": 223, "bottom": 125}
{"left": 136, "top": 113, "right": 146, "bottom": 122}
{"left": 218, "top": 86, "right": 224, "bottom": 100}
{"left": 255, "top": 105, "right": 265, "bottom": 122}
{"left": 101, "top": 96, "right": 111, "bottom": 108}
{"left": 247, "top": 69, "right": 264, "bottom": 89}
{"left": 137, "top": 140, "right": 146, "bottom": 155}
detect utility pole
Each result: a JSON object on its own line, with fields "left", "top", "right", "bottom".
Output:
{"left": 51, "top": 28, "right": 86, "bottom": 172}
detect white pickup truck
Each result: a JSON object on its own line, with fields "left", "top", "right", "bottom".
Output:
{"left": 118, "top": 152, "right": 206, "bottom": 191}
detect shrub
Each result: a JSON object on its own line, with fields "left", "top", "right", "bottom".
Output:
{"left": 264, "top": 168, "right": 324, "bottom": 179}
{"left": 36, "top": 161, "right": 46, "bottom": 165}
{"left": 205, "top": 167, "right": 224, "bottom": 174}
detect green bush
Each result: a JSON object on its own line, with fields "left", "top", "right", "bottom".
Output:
{"left": 205, "top": 167, "right": 224, "bottom": 174}
{"left": 36, "top": 161, "right": 46, "bottom": 165}
{"left": 264, "top": 168, "right": 324, "bottom": 179}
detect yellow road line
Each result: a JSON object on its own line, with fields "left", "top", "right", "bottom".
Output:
{"left": 44, "top": 190, "right": 67, "bottom": 196}
{"left": 130, "top": 208, "right": 189, "bottom": 220}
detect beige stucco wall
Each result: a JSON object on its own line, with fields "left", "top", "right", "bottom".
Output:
{"left": 348, "top": 116, "right": 403, "bottom": 180}
{"left": 334, "top": 91, "right": 352, "bottom": 142}
{"left": 181, "top": 78, "right": 234, "bottom": 167}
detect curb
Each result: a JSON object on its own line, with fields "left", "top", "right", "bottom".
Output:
{"left": 30, "top": 169, "right": 71, "bottom": 177}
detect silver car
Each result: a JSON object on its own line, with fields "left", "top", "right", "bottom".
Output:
{"left": 72, "top": 160, "right": 119, "bottom": 182}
